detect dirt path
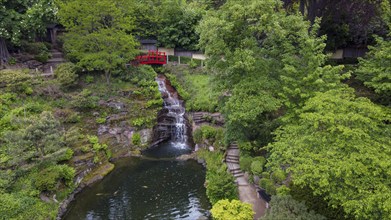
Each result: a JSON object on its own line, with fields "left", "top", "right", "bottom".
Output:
{"left": 226, "top": 144, "right": 267, "bottom": 219}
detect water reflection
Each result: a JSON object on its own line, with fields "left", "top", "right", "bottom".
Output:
{"left": 64, "top": 157, "right": 210, "bottom": 220}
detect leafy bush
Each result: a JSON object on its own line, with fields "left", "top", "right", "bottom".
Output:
{"left": 198, "top": 150, "right": 238, "bottom": 204}
{"left": 34, "top": 52, "right": 50, "bottom": 63}
{"left": 85, "top": 75, "right": 94, "bottom": 84}
{"left": 261, "top": 195, "right": 326, "bottom": 220}
{"left": 132, "top": 132, "right": 141, "bottom": 146}
{"left": 276, "top": 185, "right": 291, "bottom": 196}
{"left": 251, "top": 160, "right": 264, "bottom": 175}
{"left": 0, "top": 69, "right": 31, "bottom": 93}
{"left": 22, "top": 42, "right": 49, "bottom": 55}
{"left": 33, "top": 165, "right": 75, "bottom": 192}
{"left": 239, "top": 156, "right": 253, "bottom": 173}
{"left": 88, "top": 135, "right": 107, "bottom": 152}
{"left": 55, "top": 63, "right": 78, "bottom": 88}
{"left": 211, "top": 199, "right": 254, "bottom": 220}
{"left": 259, "top": 178, "right": 276, "bottom": 195}
{"left": 271, "top": 169, "right": 287, "bottom": 183}
{"left": 71, "top": 89, "right": 99, "bottom": 110}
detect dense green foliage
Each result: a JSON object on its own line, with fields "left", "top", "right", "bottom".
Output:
{"left": 211, "top": 199, "right": 254, "bottom": 220}
{"left": 268, "top": 88, "right": 391, "bottom": 219}
{"left": 356, "top": 36, "right": 391, "bottom": 101}
{"left": 197, "top": 150, "right": 238, "bottom": 205}
{"left": 261, "top": 195, "right": 326, "bottom": 220}
{"left": 58, "top": 0, "right": 138, "bottom": 84}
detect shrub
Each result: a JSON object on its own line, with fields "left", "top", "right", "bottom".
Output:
{"left": 271, "top": 169, "right": 287, "bottom": 183}
{"left": 85, "top": 75, "right": 94, "bottom": 84}
{"left": 259, "top": 178, "right": 276, "bottom": 195}
{"left": 276, "top": 185, "right": 291, "bottom": 196}
{"left": 71, "top": 89, "right": 99, "bottom": 110}
{"left": 211, "top": 199, "right": 254, "bottom": 220}
{"left": 132, "top": 132, "right": 141, "bottom": 146}
{"left": 88, "top": 135, "right": 107, "bottom": 152}
{"left": 193, "top": 128, "right": 203, "bottom": 144}
{"left": 34, "top": 52, "right": 50, "bottom": 63}
{"left": 22, "top": 42, "right": 48, "bottom": 55}
{"left": 239, "top": 156, "right": 253, "bottom": 173}
{"left": 55, "top": 63, "right": 78, "bottom": 88}
{"left": 251, "top": 160, "right": 264, "bottom": 175}
{"left": 34, "top": 165, "right": 75, "bottom": 192}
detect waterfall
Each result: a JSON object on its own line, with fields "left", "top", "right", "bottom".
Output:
{"left": 156, "top": 75, "right": 188, "bottom": 148}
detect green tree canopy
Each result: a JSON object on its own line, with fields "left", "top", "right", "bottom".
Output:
{"left": 356, "top": 35, "right": 391, "bottom": 101}
{"left": 268, "top": 88, "right": 391, "bottom": 219}
{"left": 197, "top": 0, "right": 348, "bottom": 142}
{"left": 261, "top": 195, "right": 325, "bottom": 220}
{"left": 58, "top": 0, "right": 138, "bottom": 84}
{"left": 0, "top": 0, "right": 57, "bottom": 61}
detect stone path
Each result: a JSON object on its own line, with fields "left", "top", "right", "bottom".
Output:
{"left": 225, "top": 143, "right": 267, "bottom": 219}
{"left": 42, "top": 49, "right": 65, "bottom": 75}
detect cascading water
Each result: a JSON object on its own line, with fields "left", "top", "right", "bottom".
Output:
{"left": 156, "top": 75, "right": 188, "bottom": 149}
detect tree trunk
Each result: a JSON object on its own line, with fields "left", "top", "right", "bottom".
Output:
{"left": 0, "top": 38, "right": 10, "bottom": 66}
{"left": 105, "top": 70, "right": 111, "bottom": 85}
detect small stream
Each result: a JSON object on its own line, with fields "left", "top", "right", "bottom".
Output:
{"left": 63, "top": 75, "right": 210, "bottom": 219}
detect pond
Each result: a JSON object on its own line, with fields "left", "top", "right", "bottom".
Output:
{"left": 63, "top": 142, "right": 211, "bottom": 220}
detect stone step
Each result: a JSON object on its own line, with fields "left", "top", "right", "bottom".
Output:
{"left": 47, "top": 58, "right": 66, "bottom": 63}
{"left": 234, "top": 172, "right": 244, "bottom": 178}
{"left": 226, "top": 154, "right": 239, "bottom": 158}
{"left": 230, "top": 169, "right": 243, "bottom": 174}
{"left": 226, "top": 159, "right": 239, "bottom": 164}
{"left": 51, "top": 52, "right": 63, "bottom": 59}
{"left": 226, "top": 157, "right": 239, "bottom": 162}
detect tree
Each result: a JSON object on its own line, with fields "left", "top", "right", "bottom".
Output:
{"left": 261, "top": 195, "right": 325, "bottom": 220}
{"left": 0, "top": 0, "right": 57, "bottom": 64}
{"left": 157, "top": 1, "right": 204, "bottom": 50}
{"left": 356, "top": 36, "right": 390, "bottom": 102}
{"left": 281, "top": 0, "right": 388, "bottom": 49}
{"left": 58, "top": 0, "right": 138, "bottom": 84}
{"left": 210, "top": 199, "right": 254, "bottom": 220}
{"left": 267, "top": 88, "right": 391, "bottom": 219}
{"left": 197, "top": 0, "right": 347, "bottom": 142}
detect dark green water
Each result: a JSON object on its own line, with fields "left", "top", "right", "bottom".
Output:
{"left": 63, "top": 143, "right": 210, "bottom": 220}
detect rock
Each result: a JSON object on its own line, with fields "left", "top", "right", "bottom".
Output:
{"left": 40, "top": 193, "right": 52, "bottom": 203}
{"left": 107, "top": 101, "right": 126, "bottom": 110}
{"left": 197, "top": 158, "right": 205, "bottom": 165}
{"left": 253, "top": 175, "right": 260, "bottom": 185}
{"left": 25, "top": 59, "right": 42, "bottom": 69}
{"left": 208, "top": 146, "right": 214, "bottom": 152}
{"left": 139, "top": 129, "right": 153, "bottom": 145}
{"left": 176, "top": 153, "right": 196, "bottom": 161}
{"left": 92, "top": 112, "right": 100, "bottom": 117}
{"left": 98, "top": 125, "right": 109, "bottom": 135}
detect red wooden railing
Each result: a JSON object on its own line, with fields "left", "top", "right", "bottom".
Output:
{"left": 133, "top": 50, "right": 167, "bottom": 65}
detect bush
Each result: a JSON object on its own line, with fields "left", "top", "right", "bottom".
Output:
{"left": 239, "top": 156, "right": 253, "bottom": 173}
{"left": 211, "top": 199, "right": 254, "bottom": 220}
{"left": 132, "top": 132, "right": 141, "bottom": 146}
{"left": 71, "top": 89, "right": 99, "bottom": 110}
{"left": 251, "top": 160, "right": 264, "bottom": 175}
{"left": 33, "top": 165, "right": 75, "bottom": 192}
{"left": 271, "top": 169, "right": 287, "bottom": 183}
{"left": 198, "top": 150, "right": 238, "bottom": 204}
{"left": 22, "top": 42, "right": 49, "bottom": 55}
{"left": 34, "top": 52, "right": 50, "bottom": 63}
{"left": 276, "top": 185, "right": 291, "bottom": 196}
{"left": 55, "top": 63, "right": 78, "bottom": 88}
{"left": 259, "top": 178, "right": 276, "bottom": 195}
{"left": 85, "top": 75, "right": 94, "bottom": 84}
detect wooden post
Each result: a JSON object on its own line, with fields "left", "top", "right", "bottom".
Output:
{"left": 178, "top": 56, "right": 181, "bottom": 65}
{"left": 201, "top": 60, "right": 204, "bottom": 68}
